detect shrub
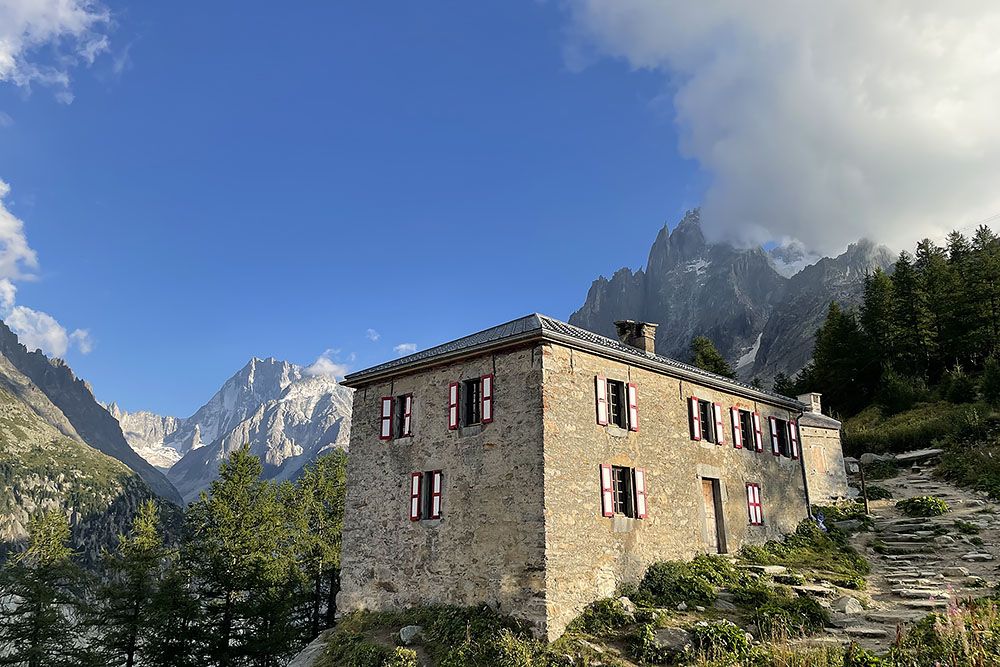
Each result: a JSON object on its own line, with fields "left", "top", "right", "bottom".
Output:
{"left": 637, "top": 560, "right": 716, "bottom": 607}
{"left": 688, "top": 620, "right": 752, "bottom": 662}
{"left": 942, "top": 367, "right": 978, "bottom": 404}
{"left": 954, "top": 519, "right": 981, "bottom": 535}
{"left": 753, "top": 597, "right": 829, "bottom": 640}
{"left": 864, "top": 485, "right": 892, "bottom": 501}
{"left": 385, "top": 648, "right": 418, "bottom": 667}
{"left": 626, "top": 623, "right": 672, "bottom": 664}
{"left": 687, "top": 553, "right": 740, "bottom": 587}
{"left": 878, "top": 367, "right": 930, "bottom": 415}
{"left": 843, "top": 644, "right": 888, "bottom": 667}
{"left": 844, "top": 402, "right": 969, "bottom": 454}
{"left": 567, "top": 598, "right": 632, "bottom": 636}
{"left": 896, "top": 495, "right": 950, "bottom": 517}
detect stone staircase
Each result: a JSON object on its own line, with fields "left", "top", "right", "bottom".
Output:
{"left": 820, "top": 464, "right": 1000, "bottom": 650}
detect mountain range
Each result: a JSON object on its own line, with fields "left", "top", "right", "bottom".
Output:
{"left": 569, "top": 210, "right": 895, "bottom": 384}
{"left": 111, "top": 357, "right": 353, "bottom": 503}
{"left": 0, "top": 320, "right": 175, "bottom": 561}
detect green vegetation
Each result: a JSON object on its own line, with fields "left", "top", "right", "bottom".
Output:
{"left": 844, "top": 401, "right": 972, "bottom": 455}
{"left": 739, "top": 520, "right": 870, "bottom": 581}
{"left": 896, "top": 495, "right": 950, "bottom": 517}
{"left": 779, "top": 228, "right": 1000, "bottom": 420}
{"left": 0, "top": 447, "right": 348, "bottom": 667}
{"left": 864, "top": 485, "right": 893, "bottom": 500}
{"left": 689, "top": 336, "right": 736, "bottom": 379}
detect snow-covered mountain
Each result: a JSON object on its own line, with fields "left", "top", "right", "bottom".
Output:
{"left": 106, "top": 404, "right": 186, "bottom": 470}
{"left": 110, "top": 357, "right": 352, "bottom": 503}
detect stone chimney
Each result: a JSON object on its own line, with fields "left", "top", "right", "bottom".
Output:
{"left": 797, "top": 392, "right": 822, "bottom": 414}
{"left": 614, "top": 320, "right": 658, "bottom": 355}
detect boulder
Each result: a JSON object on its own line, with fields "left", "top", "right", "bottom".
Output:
{"left": 832, "top": 596, "right": 863, "bottom": 614}
{"left": 399, "top": 625, "right": 423, "bottom": 646}
{"left": 894, "top": 448, "right": 944, "bottom": 463}
{"left": 713, "top": 599, "right": 738, "bottom": 612}
{"left": 618, "top": 596, "right": 637, "bottom": 617}
{"left": 860, "top": 453, "right": 891, "bottom": 465}
{"left": 962, "top": 553, "right": 995, "bottom": 562}
{"left": 943, "top": 566, "right": 970, "bottom": 577}
{"left": 654, "top": 627, "right": 692, "bottom": 653}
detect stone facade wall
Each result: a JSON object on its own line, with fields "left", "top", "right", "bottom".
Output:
{"left": 540, "top": 344, "right": 810, "bottom": 640}
{"left": 337, "top": 344, "right": 549, "bottom": 635}
{"left": 800, "top": 424, "right": 848, "bottom": 502}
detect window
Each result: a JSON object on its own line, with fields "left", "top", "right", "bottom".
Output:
{"left": 596, "top": 377, "right": 639, "bottom": 431}
{"left": 607, "top": 379, "right": 627, "bottom": 429}
{"left": 746, "top": 483, "right": 763, "bottom": 525}
{"left": 394, "top": 395, "right": 413, "bottom": 438}
{"left": 462, "top": 378, "right": 481, "bottom": 426}
{"left": 770, "top": 417, "right": 790, "bottom": 456}
{"left": 599, "top": 464, "right": 647, "bottom": 519}
{"left": 689, "top": 398, "right": 720, "bottom": 443}
{"left": 734, "top": 409, "right": 754, "bottom": 451}
{"left": 409, "top": 470, "right": 442, "bottom": 521}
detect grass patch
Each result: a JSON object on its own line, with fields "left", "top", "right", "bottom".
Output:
{"left": 954, "top": 519, "right": 981, "bottom": 535}
{"left": 843, "top": 401, "right": 976, "bottom": 455}
{"left": 739, "top": 520, "right": 870, "bottom": 582}
{"left": 896, "top": 495, "right": 950, "bottom": 517}
{"left": 864, "top": 485, "right": 893, "bottom": 501}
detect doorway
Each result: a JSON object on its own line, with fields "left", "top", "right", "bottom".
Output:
{"left": 701, "top": 478, "right": 726, "bottom": 554}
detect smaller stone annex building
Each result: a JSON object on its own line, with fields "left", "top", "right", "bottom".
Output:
{"left": 337, "top": 314, "right": 846, "bottom": 640}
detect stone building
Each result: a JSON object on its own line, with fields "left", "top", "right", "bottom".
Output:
{"left": 337, "top": 314, "right": 847, "bottom": 640}
{"left": 796, "top": 392, "right": 849, "bottom": 503}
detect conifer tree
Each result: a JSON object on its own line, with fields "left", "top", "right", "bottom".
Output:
{"left": 971, "top": 225, "right": 1000, "bottom": 357}
{"left": 185, "top": 446, "right": 298, "bottom": 667}
{"left": 287, "top": 451, "right": 347, "bottom": 637}
{"left": 689, "top": 336, "right": 736, "bottom": 379}
{"left": 890, "top": 251, "right": 934, "bottom": 377}
{"left": 142, "top": 560, "right": 206, "bottom": 667}
{"left": 92, "top": 500, "right": 166, "bottom": 667}
{"left": 810, "top": 302, "right": 868, "bottom": 415}
{"left": 0, "top": 512, "right": 88, "bottom": 667}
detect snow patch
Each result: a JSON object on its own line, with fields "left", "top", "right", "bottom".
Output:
{"left": 685, "top": 259, "right": 710, "bottom": 276}
{"left": 737, "top": 333, "right": 763, "bottom": 370}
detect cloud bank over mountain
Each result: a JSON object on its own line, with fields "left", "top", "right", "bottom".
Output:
{"left": 564, "top": 1, "right": 1000, "bottom": 255}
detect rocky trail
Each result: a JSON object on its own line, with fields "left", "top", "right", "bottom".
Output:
{"left": 813, "top": 456, "right": 1000, "bottom": 651}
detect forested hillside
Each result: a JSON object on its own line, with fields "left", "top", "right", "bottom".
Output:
{"left": 779, "top": 225, "right": 1000, "bottom": 420}
{"left": 0, "top": 448, "right": 346, "bottom": 667}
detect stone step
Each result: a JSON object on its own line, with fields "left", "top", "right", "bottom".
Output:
{"left": 891, "top": 588, "right": 950, "bottom": 600}
{"left": 846, "top": 626, "right": 890, "bottom": 639}
{"left": 901, "top": 599, "right": 950, "bottom": 610}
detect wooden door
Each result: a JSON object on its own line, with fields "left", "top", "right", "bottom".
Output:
{"left": 702, "top": 479, "right": 722, "bottom": 553}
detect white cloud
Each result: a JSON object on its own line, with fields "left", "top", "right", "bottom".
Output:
{"left": 303, "top": 349, "right": 349, "bottom": 380}
{"left": 0, "top": 0, "right": 111, "bottom": 99}
{"left": 0, "top": 181, "right": 90, "bottom": 357}
{"left": 393, "top": 343, "right": 417, "bottom": 356}
{"left": 0, "top": 180, "right": 39, "bottom": 280}
{"left": 0, "top": 112, "right": 12, "bottom": 128}
{"left": 564, "top": 2, "right": 1000, "bottom": 254}
{"left": 366, "top": 328, "right": 380, "bottom": 342}
{"left": 69, "top": 328, "right": 93, "bottom": 354}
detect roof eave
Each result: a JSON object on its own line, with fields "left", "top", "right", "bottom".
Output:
{"left": 343, "top": 328, "right": 805, "bottom": 411}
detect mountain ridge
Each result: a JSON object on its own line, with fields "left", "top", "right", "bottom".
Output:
{"left": 569, "top": 211, "right": 894, "bottom": 383}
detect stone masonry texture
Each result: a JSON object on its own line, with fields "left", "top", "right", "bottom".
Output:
{"left": 339, "top": 340, "right": 817, "bottom": 641}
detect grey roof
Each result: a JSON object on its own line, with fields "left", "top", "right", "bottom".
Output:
{"left": 798, "top": 411, "right": 842, "bottom": 430}
{"left": 343, "top": 313, "right": 805, "bottom": 410}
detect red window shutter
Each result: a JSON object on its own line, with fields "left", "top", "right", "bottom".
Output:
{"left": 402, "top": 395, "right": 413, "bottom": 437}
{"left": 730, "top": 407, "right": 743, "bottom": 449}
{"left": 634, "top": 468, "right": 648, "bottom": 519}
{"left": 448, "top": 382, "right": 459, "bottom": 430}
{"left": 769, "top": 416, "right": 781, "bottom": 456}
{"left": 430, "top": 470, "right": 443, "bottom": 519}
{"left": 627, "top": 383, "right": 639, "bottom": 432}
{"left": 409, "top": 472, "right": 422, "bottom": 521}
{"left": 746, "top": 483, "right": 763, "bottom": 525}
{"left": 752, "top": 412, "right": 763, "bottom": 452}
{"left": 595, "top": 376, "right": 608, "bottom": 426}
{"left": 789, "top": 419, "right": 800, "bottom": 459}
{"left": 481, "top": 374, "right": 494, "bottom": 424}
{"left": 600, "top": 464, "right": 614, "bottom": 517}
{"left": 379, "top": 397, "right": 394, "bottom": 441}
{"left": 712, "top": 403, "right": 725, "bottom": 446}
{"left": 689, "top": 397, "right": 702, "bottom": 441}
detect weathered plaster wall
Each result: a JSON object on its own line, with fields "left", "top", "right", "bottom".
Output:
{"left": 540, "top": 344, "right": 810, "bottom": 640}
{"left": 800, "top": 424, "right": 849, "bottom": 502}
{"left": 337, "top": 344, "right": 548, "bottom": 634}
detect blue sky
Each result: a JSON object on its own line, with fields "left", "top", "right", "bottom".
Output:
{"left": 0, "top": 2, "right": 701, "bottom": 416}
{"left": 4, "top": 2, "right": 998, "bottom": 417}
